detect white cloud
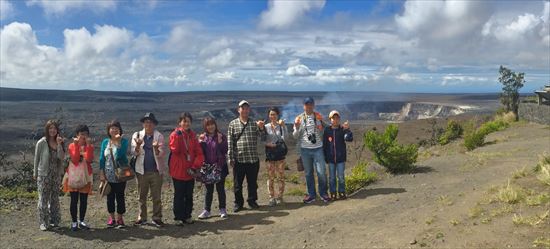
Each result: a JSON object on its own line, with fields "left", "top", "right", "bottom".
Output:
{"left": 0, "top": 0, "right": 14, "bottom": 20}
{"left": 259, "top": 0, "right": 325, "bottom": 29}
{"left": 208, "top": 71, "right": 236, "bottom": 81}
{"left": 441, "top": 75, "right": 489, "bottom": 86}
{"left": 286, "top": 64, "right": 314, "bottom": 76}
{"left": 205, "top": 48, "right": 235, "bottom": 68}
{"left": 63, "top": 25, "right": 132, "bottom": 60}
{"left": 395, "top": 0, "right": 492, "bottom": 41}
{"left": 27, "top": 0, "right": 116, "bottom": 15}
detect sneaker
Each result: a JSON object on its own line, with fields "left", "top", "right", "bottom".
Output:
{"left": 248, "top": 202, "right": 260, "bottom": 209}
{"left": 219, "top": 208, "right": 228, "bottom": 218}
{"left": 330, "top": 193, "right": 337, "bottom": 201}
{"left": 39, "top": 224, "right": 48, "bottom": 231}
{"left": 71, "top": 222, "right": 79, "bottom": 231}
{"left": 198, "top": 210, "right": 211, "bottom": 219}
{"left": 116, "top": 218, "right": 126, "bottom": 228}
{"left": 152, "top": 219, "right": 165, "bottom": 227}
{"left": 78, "top": 221, "right": 90, "bottom": 230}
{"left": 175, "top": 220, "right": 185, "bottom": 226}
{"left": 303, "top": 195, "right": 316, "bottom": 204}
{"left": 268, "top": 198, "right": 277, "bottom": 207}
{"left": 320, "top": 195, "right": 331, "bottom": 203}
{"left": 107, "top": 217, "right": 116, "bottom": 228}
{"left": 276, "top": 197, "right": 284, "bottom": 204}
{"left": 184, "top": 218, "right": 194, "bottom": 224}
{"left": 233, "top": 205, "right": 244, "bottom": 213}
{"left": 134, "top": 219, "right": 147, "bottom": 226}
{"left": 339, "top": 192, "right": 347, "bottom": 200}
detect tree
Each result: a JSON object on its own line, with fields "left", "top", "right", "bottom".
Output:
{"left": 365, "top": 124, "right": 418, "bottom": 174}
{"left": 498, "top": 65, "right": 524, "bottom": 121}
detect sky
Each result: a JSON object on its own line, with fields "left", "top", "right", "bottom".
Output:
{"left": 0, "top": 0, "right": 549, "bottom": 93}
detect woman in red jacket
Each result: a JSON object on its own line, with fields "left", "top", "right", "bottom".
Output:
{"left": 63, "top": 124, "right": 94, "bottom": 231}
{"left": 169, "top": 112, "right": 204, "bottom": 226}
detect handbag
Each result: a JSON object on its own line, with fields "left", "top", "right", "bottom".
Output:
{"left": 198, "top": 163, "right": 222, "bottom": 184}
{"left": 110, "top": 146, "right": 135, "bottom": 182}
{"left": 67, "top": 160, "right": 88, "bottom": 189}
{"left": 265, "top": 124, "right": 288, "bottom": 161}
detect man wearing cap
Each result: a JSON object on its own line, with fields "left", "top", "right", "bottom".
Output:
{"left": 227, "top": 100, "right": 267, "bottom": 212}
{"left": 293, "top": 97, "right": 330, "bottom": 203}
{"left": 131, "top": 113, "right": 166, "bottom": 227}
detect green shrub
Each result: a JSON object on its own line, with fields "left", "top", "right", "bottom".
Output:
{"left": 285, "top": 187, "right": 306, "bottom": 196}
{"left": 438, "top": 120, "right": 463, "bottom": 145}
{"left": 0, "top": 187, "right": 38, "bottom": 200}
{"left": 478, "top": 119, "right": 509, "bottom": 135}
{"left": 345, "top": 161, "right": 377, "bottom": 194}
{"left": 365, "top": 124, "right": 418, "bottom": 173}
{"left": 0, "top": 153, "right": 36, "bottom": 192}
{"left": 464, "top": 130, "right": 486, "bottom": 151}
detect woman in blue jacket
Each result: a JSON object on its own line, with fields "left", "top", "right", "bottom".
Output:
{"left": 99, "top": 120, "right": 130, "bottom": 228}
{"left": 323, "top": 110, "right": 353, "bottom": 200}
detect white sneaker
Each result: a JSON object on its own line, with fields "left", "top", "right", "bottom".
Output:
{"left": 78, "top": 221, "right": 90, "bottom": 230}
{"left": 39, "top": 224, "right": 48, "bottom": 231}
{"left": 219, "top": 208, "right": 228, "bottom": 218}
{"left": 198, "top": 210, "right": 210, "bottom": 219}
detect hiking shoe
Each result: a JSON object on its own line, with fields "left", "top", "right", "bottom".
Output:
{"left": 107, "top": 217, "right": 116, "bottom": 228}
{"left": 320, "top": 195, "right": 331, "bottom": 203}
{"left": 134, "top": 219, "right": 147, "bottom": 226}
{"left": 233, "top": 205, "right": 244, "bottom": 213}
{"left": 116, "top": 218, "right": 126, "bottom": 228}
{"left": 184, "top": 218, "right": 194, "bottom": 224}
{"left": 303, "top": 195, "right": 316, "bottom": 204}
{"left": 152, "top": 219, "right": 165, "bottom": 227}
{"left": 198, "top": 210, "right": 211, "bottom": 219}
{"left": 220, "top": 208, "right": 228, "bottom": 218}
{"left": 71, "top": 222, "right": 79, "bottom": 231}
{"left": 339, "top": 192, "right": 347, "bottom": 200}
{"left": 39, "top": 224, "right": 48, "bottom": 231}
{"left": 248, "top": 202, "right": 260, "bottom": 209}
{"left": 78, "top": 221, "right": 90, "bottom": 230}
{"left": 268, "top": 198, "right": 277, "bottom": 207}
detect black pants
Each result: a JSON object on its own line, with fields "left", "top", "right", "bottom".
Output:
{"left": 204, "top": 177, "right": 226, "bottom": 212}
{"left": 233, "top": 161, "right": 260, "bottom": 207}
{"left": 107, "top": 182, "right": 126, "bottom": 214}
{"left": 70, "top": 192, "right": 88, "bottom": 222}
{"left": 173, "top": 178, "right": 194, "bottom": 221}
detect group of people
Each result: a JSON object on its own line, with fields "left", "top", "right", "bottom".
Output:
{"left": 33, "top": 97, "right": 353, "bottom": 231}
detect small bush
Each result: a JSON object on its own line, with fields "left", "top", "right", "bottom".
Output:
{"left": 536, "top": 158, "right": 550, "bottom": 186}
{"left": 224, "top": 178, "right": 234, "bottom": 190}
{"left": 478, "top": 119, "right": 509, "bottom": 135}
{"left": 0, "top": 153, "right": 36, "bottom": 193}
{"left": 365, "top": 124, "right": 418, "bottom": 174}
{"left": 438, "top": 120, "right": 463, "bottom": 145}
{"left": 0, "top": 187, "right": 37, "bottom": 200}
{"left": 285, "top": 173, "right": 301, "bottom": 184}
{"left": 464, "top": 130, "right": 486, "bottom": 151}
{"left": 496, "top": 180, "right": 522, "bottom": 204}
{"left": 345, "top": 161, "right": 377, "bottom": 194}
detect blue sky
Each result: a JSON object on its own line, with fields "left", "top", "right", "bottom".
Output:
{"left": 0, "top": 0, "right": 549, "bottom": 93}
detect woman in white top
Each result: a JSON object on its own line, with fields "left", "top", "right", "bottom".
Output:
{"left": 264, "top": 107, "right": 288, "bottom": 207}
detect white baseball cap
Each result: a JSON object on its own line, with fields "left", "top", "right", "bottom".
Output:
{"left": 329, "top": 110, "right": 340, "bottom": 119}
{"left": 238, "top": 100, "right": 250, "bottom": 107}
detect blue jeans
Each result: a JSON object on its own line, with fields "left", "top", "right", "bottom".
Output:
{"left": 329, "top": 162, "right": 346, "bottom": 194}
{"left": 301, "top": 147, "right": 328, "bottom": 198}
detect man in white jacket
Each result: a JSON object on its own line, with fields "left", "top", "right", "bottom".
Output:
{"left": 131, "top": 113, "right": 166, "bottom": 227}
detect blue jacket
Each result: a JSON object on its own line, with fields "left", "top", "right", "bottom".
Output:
{"left": 99, "top": 138, "right": 129, "bottom": 170}
{"left": 323, "top": 126, "right": 353, "bottom": 164}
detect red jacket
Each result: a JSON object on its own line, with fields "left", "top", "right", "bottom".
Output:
{"left": 68, "top": 143, "right": 94, "bottom": 175}
{"left": 169, "top": 128, "right": 204, "bottom": 181}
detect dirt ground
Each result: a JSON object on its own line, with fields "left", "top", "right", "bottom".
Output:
{"left": 1, "top": 121, "right": 549, "bottom": 248}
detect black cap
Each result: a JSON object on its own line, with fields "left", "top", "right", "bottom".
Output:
{"left": 304, "top": 97, "right": 315, "bottom": 105}
{"left": 140, "top": 112, "right": 158, "bottom": 125}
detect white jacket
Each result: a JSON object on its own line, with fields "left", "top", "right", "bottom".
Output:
{"left": 131, "top": 129, "right": 166, "bottom": 175}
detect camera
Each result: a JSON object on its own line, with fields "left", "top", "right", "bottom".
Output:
{"left": 307, "top": 134, "right": 317, "bottom": 144}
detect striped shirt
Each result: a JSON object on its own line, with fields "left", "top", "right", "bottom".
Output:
{"left": 293, "top": 112, "right": 325, "bottom": 149}
{"left": 227, "top": 118, "right": 267, "bottom": 164}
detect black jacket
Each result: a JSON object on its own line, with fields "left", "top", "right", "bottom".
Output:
{"left": 323, "top": 126, "right": 353, "bottom": 164}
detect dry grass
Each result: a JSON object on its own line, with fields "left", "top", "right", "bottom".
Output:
{"left": 512, "top": 211, "right": 549, "bottom": 227}
{"left": 526, "top": 193, "right": 550, "bottom": 206}
{"left": 496, "top": 180, "right": 522, "bottom": 204}
{"left": 436, "top": 195, "right": 454, "bottom": 206}
{"left": 535, "top": 153, "right": 550, "bottom": 186}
